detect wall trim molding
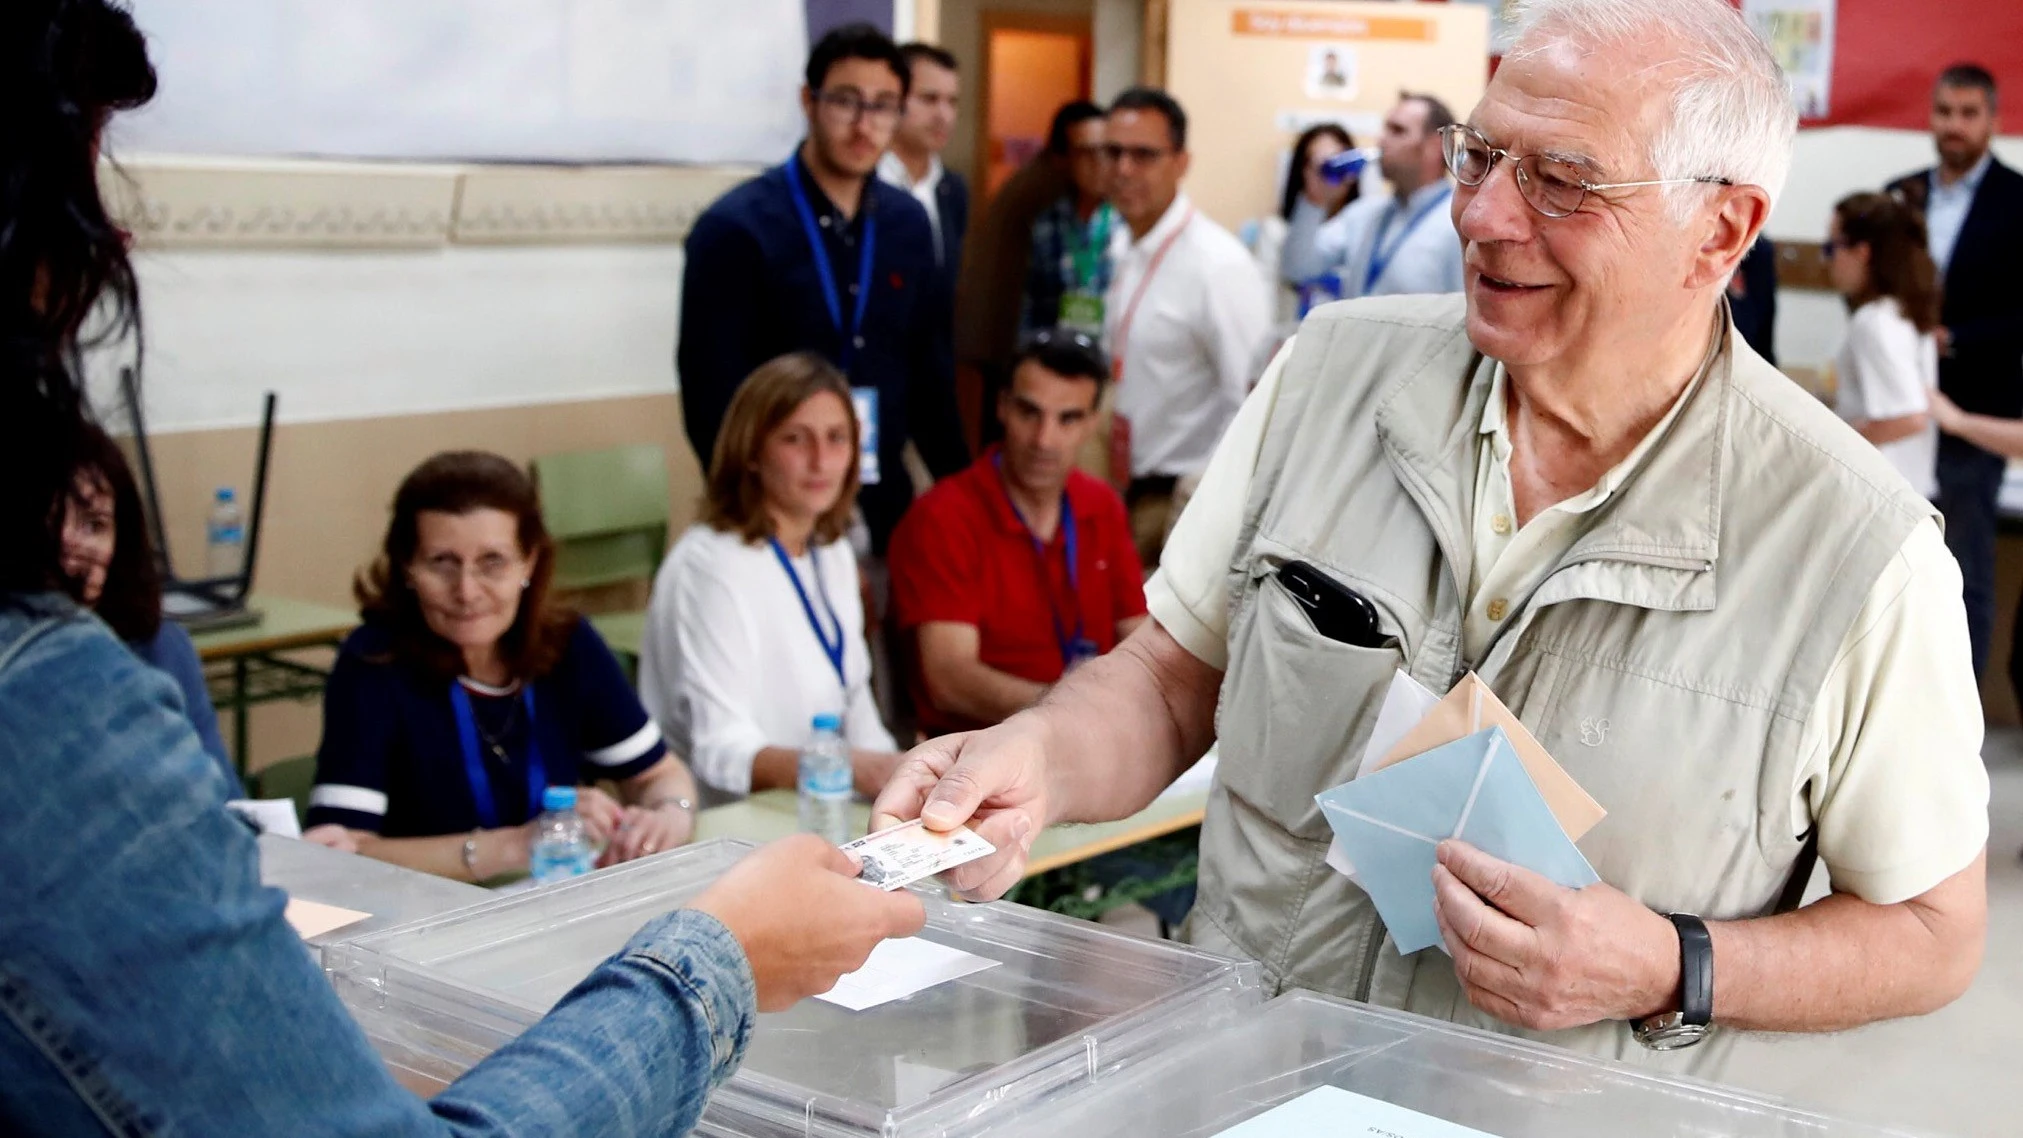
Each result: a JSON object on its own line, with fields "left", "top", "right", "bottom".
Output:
{"left": 107, "top": 156, "right": 755, "bottom": 250}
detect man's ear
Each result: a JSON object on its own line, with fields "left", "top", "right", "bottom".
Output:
{"left": 1689, "top": 185, "right": 1771, "bottom": 291}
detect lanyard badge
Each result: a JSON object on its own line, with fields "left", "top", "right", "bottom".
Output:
{"left": 771, "top": 538, "right": 849, "bottom": 699}
{"left": 786, "top": 151, "right": 878, "bottom": 373}
{"left": 450, "top": 683, "right": 547, "bottom": 831}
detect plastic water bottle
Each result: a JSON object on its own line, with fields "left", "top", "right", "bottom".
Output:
{"left": 1320, "top": 146, "right": 1382, "bottom": 184}
{"left": 529, "top": 786, "right": 597, "bottom": 885}
{"left": 797, "top": 713, "right": 852, "bottom": 845}
{"left": 205, "top": 487, "right": 244, "bottom": 578}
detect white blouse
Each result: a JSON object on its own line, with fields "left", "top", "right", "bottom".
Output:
{"left": 639, "top": 524, "right": 895, "bottom": 800}
{"left": 1835, "top": 297, "right": 1939, "bottom": 499}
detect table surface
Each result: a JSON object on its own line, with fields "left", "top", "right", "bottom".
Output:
{"left": 193, "top": 594, "right": 359, "bottom": 662}
{"left": 259, "top": 834, "right": 489, "bottom": 947}
{"left": 694, "top": 787, "right": 1209, "bottom": 877}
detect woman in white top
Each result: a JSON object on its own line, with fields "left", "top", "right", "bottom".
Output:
{"left": 1827, "top": 191, "right": 1943, "bottom": 499}
{"left": 640, "top": 352, "right": 901, "bottom": 803}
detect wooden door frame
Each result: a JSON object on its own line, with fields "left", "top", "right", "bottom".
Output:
{"left": 974, "top": 10, "right": 1096, "bottom": 204}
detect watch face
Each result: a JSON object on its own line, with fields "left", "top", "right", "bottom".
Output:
{"left": 1638, "top": 1021, "right": 1712, "bottom": 1052}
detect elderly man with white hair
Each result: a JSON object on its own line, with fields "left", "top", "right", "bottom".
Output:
{"left": 872, "top": 0, "right": 1991, "bottom": 1076}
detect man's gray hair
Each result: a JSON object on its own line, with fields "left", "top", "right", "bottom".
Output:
{"left": 1507, "top": 0, "right": 1796, "bottom": 218}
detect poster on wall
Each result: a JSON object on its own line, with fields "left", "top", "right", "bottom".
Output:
{"left": 1305, "top": 45, "right": 1360, "bottom": 100}
{"left": 1743, "top": 0, "right": 1837, "bottom": 121}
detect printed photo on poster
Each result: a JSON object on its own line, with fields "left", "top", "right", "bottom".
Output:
{"left": 1743, "top": 0, "right": 1836, "bottom": 120}
{"left": 1305, "top": 44, "right": 1359, "bottom": 101}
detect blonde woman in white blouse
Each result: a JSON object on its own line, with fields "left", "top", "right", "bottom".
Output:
{"left": 1826, "top": 191, "right": 1944, "bottom": 498}
{"left": 640, "top": 353, "right": 902, "bottom": 805}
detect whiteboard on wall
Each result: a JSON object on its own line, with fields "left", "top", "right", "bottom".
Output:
{"left": 117, "top": 0, "right": 809, "bottom": 165}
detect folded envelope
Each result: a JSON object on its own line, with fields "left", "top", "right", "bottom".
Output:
{"left": 1316, "top": 726, "right": 1600, "bottom": 955}
{"left": 1369, "top": 673, "right": 1606, "bottom": 842}
{"left": 1327, "top": 670, "right": 1442, "bottom": 880}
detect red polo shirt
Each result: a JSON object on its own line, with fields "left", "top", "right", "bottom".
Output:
{"left": 890, "top": 447, "right": 1147, "bottom": 734}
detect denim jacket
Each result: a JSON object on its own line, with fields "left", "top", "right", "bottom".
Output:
{"left": 0, "top": 595, "right": 756, "bottom": 1136}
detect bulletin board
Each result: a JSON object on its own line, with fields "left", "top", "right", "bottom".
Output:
{"left": 1778, "top": 0, "right": 2023, "bottom": 130}
{"left": 1164, "top": 2, "right": 1491, "bottom": 231}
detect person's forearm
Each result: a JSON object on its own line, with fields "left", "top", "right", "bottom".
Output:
{"left": 1704, "top": 862, "right": 1985, "bottom": 1032}
{"left": 927, "top": 658, "right": 1047, "bottom": 724}
{"left": 357, "top": 828, "right": 526, "bottom": 883}
{"left": 1852, "top": 412, "right": 1929, "bottom": 445}
{"left": 1945, "top": 408, "right": 2023, "bottom": 459}
{"left": 751, "top": 746, "right": 801, "bottom": 793}
{"left": 626, "top": 760, "right": 699, "bottom": 811}
{"left": 1027, "top": 622, "right": 1219, "bottom": 826}
{"left": 432, "top": 909, "right": 755, "bottom": 1134}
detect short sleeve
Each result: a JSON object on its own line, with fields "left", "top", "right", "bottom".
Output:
{"left": 1796, "top": 520, "right": 1990, "bottom": 904}
{"left": 889, "top": 490, "right": 986, "bottom": 630}
{"left": 562, "top": 619, "right": 667, "bottom": 782}
{"left": 1840, "top": 305, "right": 1931, "bottom": 422}
{"left": 1143, "top": 341, "right": 1292, "bottom": 668}
{"left": 306, "top": 643, "right": 396, "bottom": 832}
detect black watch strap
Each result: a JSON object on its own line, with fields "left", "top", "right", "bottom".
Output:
{"left": 1670, "top": 913, "right": 1714, "bottom": 1027}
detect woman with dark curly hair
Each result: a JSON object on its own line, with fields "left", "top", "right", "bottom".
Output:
{"left": 0, "top": 4, "right": 920, "bottom": 1132}
{"left": 59, "top": 421, "right": 237, "bottom": 791}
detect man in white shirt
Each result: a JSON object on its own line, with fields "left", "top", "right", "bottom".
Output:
{"left": 1100, "top": 87, "right": 1271, "bottom": 567}
{"left": 1282, "top": 93, "right": 1466, "bottom": 300}
{"left": 878, "top": 42, "right": 968, "bottom": 275}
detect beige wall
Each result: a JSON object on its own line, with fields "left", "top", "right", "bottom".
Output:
{"left": 144, "top": 394, "right": 706, "bottom": 771}
{"left": 1164, "top": 0, "right": 1489, "bottom": 232}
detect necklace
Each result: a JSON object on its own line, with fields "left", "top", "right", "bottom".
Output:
{"left": 471, "top": 692, "right": 520, "bottom": 764}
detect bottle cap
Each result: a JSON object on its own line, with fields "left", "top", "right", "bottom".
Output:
{"left": 215, "top": 487, "right": 236, "bottom": 502}
{"left": 811, "top": 713, "right": 842, "bottom": 732}
{"left": 541, "top": 785, "right": 578, "bottom": 812}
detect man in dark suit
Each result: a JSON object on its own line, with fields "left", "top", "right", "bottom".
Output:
{"left": 879, "top": 43, "right": 969, "bottom": 279}
{"left": 678, "top": 23, "right": 968, "bottom": 551}
{"left": 1888, "top": 63, "right": 2023, "bottom": 680}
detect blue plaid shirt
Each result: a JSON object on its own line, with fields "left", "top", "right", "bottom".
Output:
{"left": 1021, "top": 195, "right": 1118, "bottom": 339}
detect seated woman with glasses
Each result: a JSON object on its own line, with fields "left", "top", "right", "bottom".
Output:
{"left": 304, "top": 451, "right": 699, "bottom": 880}
{"left": 639, "top": 353, "right": 902, "bottom": 804}
{"left": 60, "top": 423, "right": 237, "bottom": 794}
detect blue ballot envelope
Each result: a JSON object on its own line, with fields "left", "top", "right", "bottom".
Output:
{"left": 1315, "top": 726, "right": 1600, "bottom": 954}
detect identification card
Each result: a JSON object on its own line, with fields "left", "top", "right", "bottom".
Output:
{"left": 1057, "top": 290, "right": 1106, "bottom": 336}
{"left": 851, "top": 386, "right": 881, "bottom": 486}
{"left": 842, "top": 819, "right": 996, "bottom": 891}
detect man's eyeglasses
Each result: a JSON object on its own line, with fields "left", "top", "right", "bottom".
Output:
{"left": 1100, "top": 143, "right": 1172, "bottom": 167}
{"left": 1438, "top": 124, "right": 1734, "bottom": 219}
{"left": 815, "top": 88, "right": 903, "bottom": 127}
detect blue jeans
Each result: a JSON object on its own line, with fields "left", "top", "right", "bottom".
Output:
{"left": 0, "top": 596, "right": 755, "bottom": 1137}
{"left": 1935, "top": 436, "right": 2006, "bottom": 678}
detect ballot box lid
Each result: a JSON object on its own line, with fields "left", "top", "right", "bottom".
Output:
{"left": 972, "top": 989, "right": 1925, "bottom": 1138}
{"left": 324, "top": 838, "right": 1262, "bottom": 1137}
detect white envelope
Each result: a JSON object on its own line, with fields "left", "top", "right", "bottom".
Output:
{"left": 1327, "top": 671, "right": 1441, "bottom": 879}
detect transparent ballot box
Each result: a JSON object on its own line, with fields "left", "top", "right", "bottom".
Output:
{"left": 979, "top": 991, "right": 1921, "bottom": 1138}
{"left": 323, "top": 839, "right": 1262, "bottom": 1137}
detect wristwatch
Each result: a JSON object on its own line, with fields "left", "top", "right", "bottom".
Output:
{"left": 1632, "top": 914, "right": 1714, "bottom": 1051}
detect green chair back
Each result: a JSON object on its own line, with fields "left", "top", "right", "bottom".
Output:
{"left": 252, "top": 754, "right": 319, "bottom": 826}
{"left": 532, "top": 445, "right": 671, "bottom": 592}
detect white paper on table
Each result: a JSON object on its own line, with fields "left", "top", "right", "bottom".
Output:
{"left": 1213, "top": 1085, "right": 1500, "bottom": 1138}
{"left": 227, "top": 798, "right": 302, "bottom": 839}
{"left": 1328, "top": 671, "right": 1442, "bottom": 879}
{"left": 813, "top": 937, "right": 1000, "bottom": 1012}
{"left": 284, "top": 898, "right": 371, "bottom": 940}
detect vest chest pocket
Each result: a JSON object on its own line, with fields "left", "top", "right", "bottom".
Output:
{"left": 1218, "top": 566, "right": 1408, "bottom": 840}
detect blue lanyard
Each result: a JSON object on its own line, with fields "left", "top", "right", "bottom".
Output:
{"left": 449, "top": 683, "right": 546, "bottom": 831}
{"left": 770, "top": 537, "right": 848, "bottom": 694}
{"left": 786, "top": 150, "right": 877, "bottom": 372}
{"left": 1363, "top": 184, "right": 1454, "bottom": 293}
{"left": 994, "top": 455, "right": 1087, "bottom": 664}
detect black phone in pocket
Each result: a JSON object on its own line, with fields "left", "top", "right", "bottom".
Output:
{"left": 1275, "top": 560, "right": 1390, "bottom": 649}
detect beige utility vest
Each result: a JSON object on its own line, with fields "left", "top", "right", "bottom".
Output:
{"left": 1186, "top": 295, "right": 1934, "bottom": 1078}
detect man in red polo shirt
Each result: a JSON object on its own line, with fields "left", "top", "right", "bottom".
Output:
{"left": 890, "top": 330, "right": 1147, "bottom": 736}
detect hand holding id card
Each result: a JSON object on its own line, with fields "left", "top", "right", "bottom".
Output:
{"left": 843, "top": 819, "right": 997, "bottom": 891}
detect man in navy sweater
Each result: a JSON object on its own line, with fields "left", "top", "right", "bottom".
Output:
{"left": 679, "top": 23, "right": 969, "bottom": 550}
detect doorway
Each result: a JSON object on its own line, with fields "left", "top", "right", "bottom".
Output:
{"left": 977, "top": 13, "right": 1093, "bottom": 202}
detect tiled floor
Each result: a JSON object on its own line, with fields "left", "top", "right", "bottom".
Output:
{"left": 1715, "top": 728, "right": 2023, "bottom": 1136}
